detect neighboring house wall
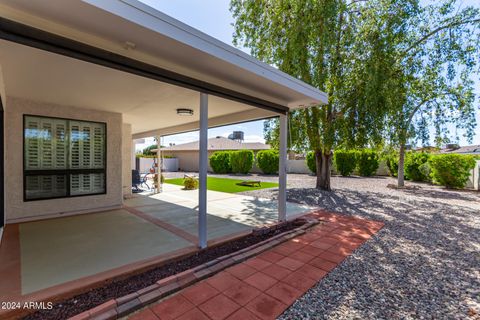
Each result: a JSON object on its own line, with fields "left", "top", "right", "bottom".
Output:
{"left": 137, "top": 157, "right": 178, "bottom": 172}
{"left": 4, "top": 97, "right": 123, "bottom": 223}
{"left": 122, "top": 123, "right": 132, "bottom": 197}
{"left": 466, "top": 160, "right": 480, "bottom": 190}
{"left": 287, "top": 160, "right": 310, "bottom": 174}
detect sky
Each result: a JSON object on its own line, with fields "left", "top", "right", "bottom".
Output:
{"left": 136, "top": 0, "right": 480, "bottom": 151}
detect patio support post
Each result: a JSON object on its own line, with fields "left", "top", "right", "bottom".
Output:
{"left": 198, "top": 92, "right": 208, "bottom": 249}
{"left": 278, "top": 113, "right": 287, "bottom": 222}
{"left": 156, "top": 135, "right": 162, "bottom": 193}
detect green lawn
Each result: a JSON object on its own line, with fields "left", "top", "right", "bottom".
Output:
{"left": 164, "top": 176, "right": 278, "bottom": 193}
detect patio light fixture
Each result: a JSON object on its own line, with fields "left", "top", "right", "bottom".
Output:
{"left": 176, "top": 108, "right": 194, "bottom": 116}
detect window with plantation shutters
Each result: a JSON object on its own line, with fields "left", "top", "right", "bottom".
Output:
{"left": 24, "top": 115, "right": 106, "bottom": 201}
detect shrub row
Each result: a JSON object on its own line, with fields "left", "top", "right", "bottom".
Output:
{"left": 209, "top": 150, "right": 255, "bottom": 174}
{"left": 384, "top": 151, "right": 476, "bottom": 188}
{"left": 210, "top": 148, "right": 476, "bottom": 189}
{"left": 306, "top": 149, "right": 379, "bottom": 177}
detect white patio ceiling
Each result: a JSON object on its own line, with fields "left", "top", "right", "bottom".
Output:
{"left": 0, "top": 0, "right": 328, "bottom": 138}
{"left": 0, "top": 40, "right": 273, "bottom": 137}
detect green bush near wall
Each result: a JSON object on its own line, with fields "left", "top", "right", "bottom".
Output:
{"left": 209, "top": 151, "right": 232, "bottom": 174}
{"left": 306, "top": 151, "right": 316, "bottom": 174}
{"left": 230, "top": 150, "right": 254, "bottom": 174}
{"left": 334, "top": 150, "right": 357, "bottom": 176}
{"left": 405, "top": 152, "right": 431, "bottom": 181}
{"left": 384, "top": 152, "right": 399, "bottom": 177}
{"left": 256, "top": 150, "right": 279, "bottom": 174}
{"left": 357, "top": 149, "right": 379, "bottom": 176}
{"left": 429, "top": 154, "right": 476, "bottom": 188}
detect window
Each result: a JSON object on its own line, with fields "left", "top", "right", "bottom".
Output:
{"left": 24, "top": 115, "right": 106, "bottom": 201}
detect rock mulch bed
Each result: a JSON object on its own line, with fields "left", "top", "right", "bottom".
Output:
{"left": 23, "top": 219, "right": 309, "bottom": 320}
{"left": 249, "top": 178, "right": 480, "bottom": 320}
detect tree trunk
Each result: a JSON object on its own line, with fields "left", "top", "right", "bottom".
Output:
{"left": 315, "top": 150, "right": 332, "bottom": 191}
{"left": 397, "top": 142, "right": 405, "bottom": 188}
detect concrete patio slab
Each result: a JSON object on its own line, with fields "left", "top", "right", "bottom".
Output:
{"left": 19, "top": 209, "right": 192, "bottom": 294}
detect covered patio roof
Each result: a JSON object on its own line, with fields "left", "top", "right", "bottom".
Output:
{"left": 0, "top": 0, "right": 327, "bottom": 138}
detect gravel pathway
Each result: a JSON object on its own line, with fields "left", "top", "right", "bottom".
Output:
{"left": 237, "top": 175, "right": 479, "bottom": 320}
{"left": 164, "top": 172, "right": 479, "bottom": 318}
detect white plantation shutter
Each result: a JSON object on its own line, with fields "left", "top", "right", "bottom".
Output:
{"left": 25, "top": 175, "right": 67, "bottom": 199}
{"left": 92, "top": 124, "right": 105, "bottom": 168}
{"left": 70, "top": 173, "right": 104, "bottom": 195}
{"left": 25, "top": 117, "right": 68, "bottom": 170}
{"left": 69, "top": 121, "right": 105, "bottom": 169}
{"left": 25, "top": 117, "right": 40, "bottom": 170}
{"left": 25, "top": 116, "right": 105, "bottom": 200}
{"left": 54, "top": 121, "right": 67, "bottom": 169}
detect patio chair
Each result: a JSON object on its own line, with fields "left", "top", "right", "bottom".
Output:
{"left": 132, "top": 169, "right": 150, "bottom": 192}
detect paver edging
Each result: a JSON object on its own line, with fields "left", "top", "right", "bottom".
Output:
{"left": 68, "top": 218, "right": 319, "bottom": 319}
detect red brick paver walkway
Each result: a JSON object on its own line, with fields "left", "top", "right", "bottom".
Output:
{"left": 128, "top": 211, "right": 384, "bottom": 320}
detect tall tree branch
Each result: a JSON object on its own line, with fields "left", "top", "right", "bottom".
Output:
{"left": 402, "top": 18, "right": 480, "bottom": 58}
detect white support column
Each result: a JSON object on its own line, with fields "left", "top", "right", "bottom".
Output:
{"left": 278, "top": 114, "right": 288, "bottom": 222}
{"left": 156, "top": 135, "right": 162, "bottom": 194}
{"left": 198, "top": 93, "right": 208, "bottom": 248}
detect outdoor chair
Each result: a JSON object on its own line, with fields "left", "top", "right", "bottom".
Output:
{"left": 132, "top": 169, "right": 150, "bottom": 192}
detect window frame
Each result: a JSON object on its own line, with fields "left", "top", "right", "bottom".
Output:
{"left": 23, "top": 114, "right": 107, "bottom": 202}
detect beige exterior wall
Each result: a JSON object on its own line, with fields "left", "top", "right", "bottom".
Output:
{"left": 122, "top": 123, "right": 132, "bottom": 197}
{"left": 4, "top": 97, "right": 123, "bottom": 223}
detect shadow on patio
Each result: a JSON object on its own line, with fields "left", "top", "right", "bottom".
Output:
{"left": 0, "top": 184, "right": 314, "bottom": 315}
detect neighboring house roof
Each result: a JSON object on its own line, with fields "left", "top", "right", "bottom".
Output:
{"left": 441, "top": 145, "right": 480, "bottom": 154}
{"left": 158, "top": 137, "right": 270, "bottom": 152}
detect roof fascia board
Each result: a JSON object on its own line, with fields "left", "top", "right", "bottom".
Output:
{"left": 0, "top": 17, "right": 289, "bottom": 114}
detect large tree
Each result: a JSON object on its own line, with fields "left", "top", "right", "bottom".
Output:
{"left": 231, "top": 0, "right": 390, "bottom": 190}
{"left": 232, "top": 0, "right": 480, "bottom": 190}
{"left": 384, "top": 0, "right": 480, "bottom": 187}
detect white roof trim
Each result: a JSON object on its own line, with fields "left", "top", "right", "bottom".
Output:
{"left": 84, "top": 0, "right": 328, "bottom": 105}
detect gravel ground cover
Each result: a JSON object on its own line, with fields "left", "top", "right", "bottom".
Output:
{"left": 164, "top": 172, "right": 480, "bottom": 318}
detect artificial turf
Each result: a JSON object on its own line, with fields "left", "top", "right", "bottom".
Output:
{"left": 164, "top": 176, "right": 278, "bottom": 193}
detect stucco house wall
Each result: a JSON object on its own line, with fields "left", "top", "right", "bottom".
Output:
{"left": 122, "top": 123, "right": 132, "bottom": 197}
{"left": 4, "top": 97, "right": 123, "bottom": 223}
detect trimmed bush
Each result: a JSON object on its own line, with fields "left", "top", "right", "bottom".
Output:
{"left": 418, "top": 162, "right": 431, "bottom": 181}
{"left": 230, "top": 150, "right": 254, "bottom": 174}
{"left": 256, "top": 150, "right": 279, "bottom": 174}
{"left": 429, "top": 154, "right": 476, "bottom": 188}
{"left": 384, "top": 152, "right": 399, "bottom": 177}
{"left": 183, "top": 176, "right": 198, "bottom": 190}
{"left": 306, "top": 151, "right": 316, "bottom": 174}
{"left": 209, "top": 151, "right": 232, "bottom": 174}
{"left": 334, "top": 150, "right": 357, "bottom": 176}
{"left": 357, "top": 149, "right": 379, "bottom": 176}
{"left": 405, "top": 152, "right": 431, "bottom": 181}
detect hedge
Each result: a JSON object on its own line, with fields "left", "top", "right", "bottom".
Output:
{"left": 334, "top": 150, "right": 357, "bottom": 176}
{"left": 230, "top": 150, "right": 254, "bottom": 174}
{"left": 209, "top": 151, "right": 232, "bottom": 174}
{"left": 357, "top": 149, "right": 379, "bottom": 176}
{"left": 256, "top": 150, "right": 279, "bottom": 174}
{"left": 384, "top": 152, "right": 399, "bottom": 177}
{"left": 405, "top": 152, "right": 431, "bottom": 181}
{"left": 429, "top": 154, "right": 476, "bottom": 188}
{"left": 306, "top": 151, "right": 316, "bottom": 173}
